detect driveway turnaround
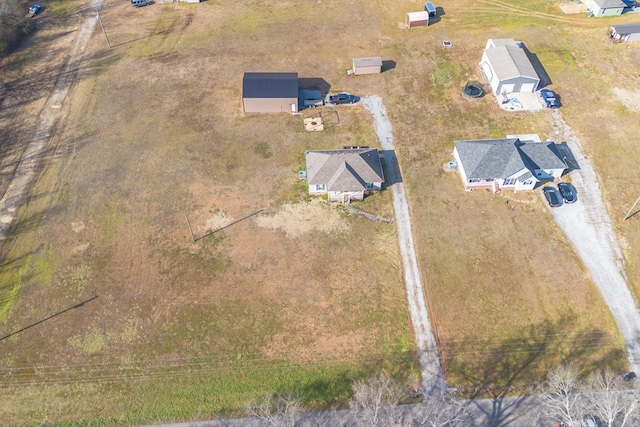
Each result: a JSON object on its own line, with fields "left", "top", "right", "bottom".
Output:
{"left": 362, "top": 96, "right": 444, "bottom": 392}
{"left": 547, "top": 110, "right": 640, "bottom": 372}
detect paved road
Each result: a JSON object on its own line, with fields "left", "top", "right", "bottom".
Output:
{"left": 547, "top": 111, "right": 640, "bottom": 372}
{"left": 141, "top": 395, "right": 543, "bottom": 427}
{"left": 362, "top": 96, "right": 444, "bottom": 393}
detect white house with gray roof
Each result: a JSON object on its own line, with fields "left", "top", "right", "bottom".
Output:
{"left": 583, "top": 0, "right": 625, "bottom": 16}
{"left": 480, "top": 39, "right": 540, "bottom": 96}
{"left": 305, "top": 148, "right": 384, "bottom": 202}
{"left": 609, "top": 24, "right": 640, "bottom": 42}
{"left": 452, "top": 138, "right": 567, "bottom": 192}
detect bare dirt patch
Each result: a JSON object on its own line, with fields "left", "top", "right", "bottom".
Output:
{"left": 612, "top": 87, "right": 640, "bottom": 113}
{"left": 559, "top": 1, "right": 588, "bottom": 14}
{"left": 254, "top": 199, "right": 350, "bottom": 238}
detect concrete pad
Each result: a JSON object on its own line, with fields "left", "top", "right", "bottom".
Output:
{"left": 497, "top": 92, "right": 544, "bottom": 112}
{"left": 507, "top": 133, "right": 542, "bottom": 142}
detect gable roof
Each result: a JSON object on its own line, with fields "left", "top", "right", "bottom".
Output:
{"left": 306, "top": 148, "right": 384, "bottom": 191}
{"left": 594, "top": 0, "right": 625, "bottom": 8}
{"left": 353, "top": 57, "right": 383, "bottom": 68}
{"left": 454, "top": 139, "right": 566, "bottom": 180}
{"left": 611, "top": 24, "right": 640, "bottom": 34}
{"left": 484, "top": 41, "right": 539, "bottom": 81}
{"left": 242, "top": 72, "right": 298, "bottom": 99}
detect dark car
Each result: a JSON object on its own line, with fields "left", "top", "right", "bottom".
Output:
{"left": 543, "top": 186, "right": 563, "bottom": 207}
{"left": 557, "top": 182, "right": 577, "bottom": 204}
{"left": 539, "top": 89, "right": 560, "bottom": 109}
{"left": 328, "top": 93, "right": 360, "bottom": 105}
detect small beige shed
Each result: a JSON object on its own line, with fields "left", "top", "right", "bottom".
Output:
{"left": 352, "top": 57, "right": 382, "bottom": 75}
{"left": 407, "top": 11, "right": 429, "bottom": 28}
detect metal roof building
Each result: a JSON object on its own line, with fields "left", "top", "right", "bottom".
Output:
{"left": 242, "top": 72, "right": 298, "bottom": 113}
{"left": 610, "top": 24, "right": 640, "bottom": 42}
{"left": 584, "top": 0, "right": 625, "bottom": 16}
{"left": 480, "top": 39, "right": 540, "bottom": 95}
{"left": 351, "top": 57, "right": 382, "bottom": 75}
{"left": 406, "top": 11, "right": 430, "bottom": 28}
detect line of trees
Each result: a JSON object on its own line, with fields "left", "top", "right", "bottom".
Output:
{"left": 245, "top": 374, "right": 471, "bottom": 427}
{"left": 245, "top": 366, "right": 640, "bottom": 426}
{"left": 539, "top": 364, "right": 640, "bottom": 427}
{"left": 0, "top": 0, "right": 35, "bottom": 56}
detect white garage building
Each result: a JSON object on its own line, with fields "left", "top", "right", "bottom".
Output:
{"left": 480, "top": 39, "right": 540, "bottom": 96}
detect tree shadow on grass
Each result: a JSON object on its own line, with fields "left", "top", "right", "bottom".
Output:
{"left": 441, "top": 313, "right": 627, "bottom": 426}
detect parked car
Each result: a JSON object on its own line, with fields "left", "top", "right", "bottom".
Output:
{"left": 327, "top": 93, "right": 360, "bottom": 105}
{"left": 543, "top": 186, "right": 563, "bottom": 207}
{"left": 27, "top": 4, "right": 41, "bottom": 17}
{"left": 539, "top": 89, "right": 560, "bottom": 108}
{"left": 624, "top": 371, "right": 637, "bottom": 381}
{"left": 557, "top": 182, "right": 577, "bottom": 204}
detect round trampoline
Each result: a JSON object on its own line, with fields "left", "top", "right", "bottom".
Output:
{"left": 462, "top": 82, "right": 484, "bottom": 98}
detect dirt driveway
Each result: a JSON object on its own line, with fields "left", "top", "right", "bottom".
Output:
{"left": 546, "top": 110, "right": 640, "bottom": 373}
{"left": 0, "top": 0, "right": 103, "bottom": 238}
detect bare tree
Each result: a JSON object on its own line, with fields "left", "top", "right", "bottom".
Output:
{"left": 349, "top": 374, "right": 404, "bottom": 427}
{"left": 416, "top": 385, "right": 471, "bottom": 427}
{"left": 246, "top": 392, "right": 302, "bottom": 427}
{"left": 582, "top": 368, "right": 640, "bottom": 427}
{"left": 539, "top": 363, "right": 585, "bottom": 427}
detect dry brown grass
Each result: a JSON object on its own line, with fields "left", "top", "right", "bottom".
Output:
{"left": 0, "top": 0, "right": 638, "bottom": 423}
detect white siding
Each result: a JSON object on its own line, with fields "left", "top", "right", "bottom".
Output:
{"left": 500, "top": 83, "right": 515, "bottom": 94}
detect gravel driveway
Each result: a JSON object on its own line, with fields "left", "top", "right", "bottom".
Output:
{"left": 362, "top": 96, "right": 444, "bottom": 392}
{"left": 547, "top": 110, "right": 640, "bottom": 372}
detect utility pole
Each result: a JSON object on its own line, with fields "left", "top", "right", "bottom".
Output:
{"left": 96, "top": 11, "right": 111, "bottom": 49}
{"left": 623, "top": 195, "right": 640, "bottom": 221}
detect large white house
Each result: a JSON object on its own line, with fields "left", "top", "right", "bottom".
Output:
{"left": 453, "top": 138, "right": 567, "bottom": 192}
{"left": 305, "top": 148, "right": 384, "bottom": 202}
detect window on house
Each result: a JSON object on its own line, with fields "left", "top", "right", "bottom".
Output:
{"left": 366, "top": 183, "right": 375, "bottom": 190}
{"left": 316, "top": 184, "right": 325, "bottom": 191}
{"left": 503, "top": 178, "right": 517, "bottom": 186}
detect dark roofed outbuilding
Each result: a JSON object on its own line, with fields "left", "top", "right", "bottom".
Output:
{"left": 242, "top": 72, "right": 299, "bottom": 113}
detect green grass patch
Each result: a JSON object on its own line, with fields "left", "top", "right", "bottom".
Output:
{"left": 0, "top": 246, "right": 58, "bottom": 322}
{"left": 2, "top": 359, "right": 416, "bottom": 426}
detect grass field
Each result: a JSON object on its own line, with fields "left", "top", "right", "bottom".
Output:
{"left": 1, "top": 0, "right": 640, "bottom": 424}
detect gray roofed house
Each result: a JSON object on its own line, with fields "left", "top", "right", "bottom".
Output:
{"left": 480, "top": 39, "right": 540, "bottom": 95}
{"left": 452, "top": 138, "right": 566, "bottom": 192}
{"left": 242, "top": 72, "right": 299, "bottom": 113}
{"left": 305, "top": 148, "right": 384, "bottom": 202}
{"left": 583, "top": 0, "right": 625, "bottom": 16}
{"left": 609, "top": 24, "right": 640, "bottom": 42}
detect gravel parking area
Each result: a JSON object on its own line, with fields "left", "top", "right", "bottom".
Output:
{"left": 546, "top": 110, "right": 640, "bottom": 372}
